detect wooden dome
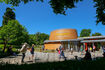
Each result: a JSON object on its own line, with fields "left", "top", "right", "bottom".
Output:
{"left": 49, "top": 29, "right": 78, "bottom": 40}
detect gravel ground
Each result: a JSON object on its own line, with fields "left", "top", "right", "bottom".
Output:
{"left": 0, "top": 51, "right": 103, "bottom": 64}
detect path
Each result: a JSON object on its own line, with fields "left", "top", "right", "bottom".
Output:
{"left": 0, "top": 51, "right": 103, "bottom": 64}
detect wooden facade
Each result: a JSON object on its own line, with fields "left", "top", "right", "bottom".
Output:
{"left": 49, "top": 29, "right": 77, "bottom": 40}
{"left": 44, "top": 29, "right": 78, "bottom": 50}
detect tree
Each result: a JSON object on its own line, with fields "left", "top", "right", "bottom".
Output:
{"left": 34, "top": 32, "right": 49, "bottom": 46}
{"left": 28, "top": 32, "right": 49, "bottom": 46}
{"left": 92, "top": 32, "right": 102, "bottom": 36}
{"left": 2, "top": 7, "right": 16, "bottom": 26}
{"left": 0, "top": 20, "right": 29, "bottom": 52}
{"left": 80, "top": 29, "right": 91, "bottom": 37}
{"left": 39, "top": 33, "right": 49, "bottom": 45}
{"left": 94, "top": 0, "right": 105, "bottom": 25}
{"left": 0, "top": 0, "right": 105, "bottom": 25}
{"left": 28, "top": 34, "right": 36, "bottom": 45}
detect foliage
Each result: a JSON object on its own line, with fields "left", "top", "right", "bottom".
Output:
{"left": 28, "top": 34, "right": 36, "bottom": 45}
{"left": 0, "top": 0, "right": 43, "bottom": 6}
{"left": 1, "top": 0, "right": 105, "bottom": 25}
{"left": 28, "top": 32, "right": 49, "bottom": 45}
{"left": 93, "top": 0, "right": 105, "bottom": 25}
{"left": 80, "top": 29, "right": 91, "bottom": 37}
{"left": 0, "top": 20, "right": 29, "bottom": 52}
{"left": 1, "top": 58, "right": 105, "bottom": 70}
{"left": 92, "top": 32, "right": 102, "bottom": 36}
{"left": 49, "top": 0, "right": 83, "bottom": 15}
{"left": 2, "top": 7, "right": 16, "bottom": 26}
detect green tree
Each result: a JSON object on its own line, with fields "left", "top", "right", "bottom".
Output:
{"left": 39, "top": 33, "right": 49, "bottom": 45}
{"left": 92, "top": 32, "right": 102, "bottom": 36}
{"left": 35, "top": 32, "right": 41, "bottom": 46}
{"left": 34, "top": 32, "right": 49, "bottom": 46}
{"left": 28, "top": 32, "right": 49, "bottom": 46}
{"left": 80, "top": 29, "right": 91, "bottom": 37}
{"left": 0, "top": 0, "right": 105, "bottom": 25}
{"left": 2, "top": 7, "right": 16, "bottom": 26}
{"left": 0, "top": 20, "right": 29, "bottom": 52}
{"left": 28, "top": 34, "right": 36, "bottom": 45}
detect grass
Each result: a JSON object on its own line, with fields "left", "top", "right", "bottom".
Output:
{"left": 0, "top": 58, "right": 105, "bottom": 70}
{"left": 34, "top": 46, "right": 56, "bottom": 53}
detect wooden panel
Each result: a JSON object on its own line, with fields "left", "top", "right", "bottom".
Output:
{"left": 45, "top": 43, "right": 61, "bottom": 50}
{"left": 49, "top": 29, "right": 78, "bottom": 40}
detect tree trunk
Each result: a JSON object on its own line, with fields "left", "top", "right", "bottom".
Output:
{"left": 2, "top": 40, "right": 7, "bottom": 53}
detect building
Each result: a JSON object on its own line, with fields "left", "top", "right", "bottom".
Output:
{"left": 44, "top": 29, "right": 105, "bottom": 51}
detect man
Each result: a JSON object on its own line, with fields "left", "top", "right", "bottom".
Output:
{"left": 84, "top": 50, "right": 92, "bottom": 60}
{"left": 20, "top": 43, "right": 28, "bottom": 63}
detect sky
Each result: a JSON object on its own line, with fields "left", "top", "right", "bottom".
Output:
{"left": 0, "top": 0, "right": 105, "bottom": 36}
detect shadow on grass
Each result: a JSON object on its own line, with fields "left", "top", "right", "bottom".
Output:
{"left": 0, "top": 57, "right": 105, "bottom": 70}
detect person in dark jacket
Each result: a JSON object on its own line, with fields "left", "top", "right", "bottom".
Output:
{"left": 7, "top": 45, "right": 17, "bottom": 56}
{"left": 84, "top": 50, "right": 92, "bottom": 60}
{"left": 30, "top": 44, "right": 35, "bottom": 61}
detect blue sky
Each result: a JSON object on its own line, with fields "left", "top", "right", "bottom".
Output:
{"left": 0, "top": 0, "right": 105, "bottom": 36}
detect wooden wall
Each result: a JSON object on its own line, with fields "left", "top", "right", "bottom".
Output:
{"left": 45, "top": 42, "right": 61, "bottom": 50}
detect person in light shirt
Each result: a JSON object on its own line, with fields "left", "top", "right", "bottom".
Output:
{"left": 20, "top": 43, "right": 28, "bottom": 63}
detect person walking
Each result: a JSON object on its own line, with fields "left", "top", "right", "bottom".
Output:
{"left": 93, "top": 45, "right": 96, "bottom": 52}
{"left": 89, "top": 47, "right": 92, "bottom": 52}
{"left": 80, "top": 45, "right": 83, "bottom": 55}
{"left": 59, "top": 45, "right": 66, "bottom": 60}
{"left": 30, "top": 44, "right": 35, "bottom": 61}
{"left": 56, "top": 48, "right": 61, "bottom": 58}
{"left": 20, "top": 43, "right": 28, "bottom": 63}
{"left": 93, "top": 45, "right": 96, "bottom": 57}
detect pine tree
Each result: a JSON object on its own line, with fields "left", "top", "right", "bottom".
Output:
{"left": 2, "top": 7, "right": 16, "bottom": 26}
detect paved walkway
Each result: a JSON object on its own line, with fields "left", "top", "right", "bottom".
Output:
{"left": 0, "top": 51, "right": 103, "bottom": 64}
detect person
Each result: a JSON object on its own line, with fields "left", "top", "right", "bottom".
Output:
{"left": 59, "top": 45, "right": 66, "bottom": 60}
{"left": 71, "top": 47, "right": 73, "bottom": 55}
{"left": 89, "top": 47, "right": 92, "bottom": 52}
{"left": 93, "top": 45, "right": 96, "bottom": 52}
{"left": 84, "top": 50, "right": 92, "bottom": 60}
{"left": 59, "top": 45, "right": 63, "bottom": 51}
{"left": 42, "top": 45, "right": 45, "bottom": 52}
{"left": 20, "top": 42, "right": 28, "bottom": 63}
{"left": 102, "top": 46, "right": 105, "bottom": 58}
{"left": 56, "top": 48, "right": 60, "bottom": 55}
{"left": 30, "top": 44, "right": 35, "bottom": 61}
{"left": 80, "top": 45, "right": 83, "bottom": 55}
{"left": 7, "top": 45, "right": 17, "bottom": 56}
